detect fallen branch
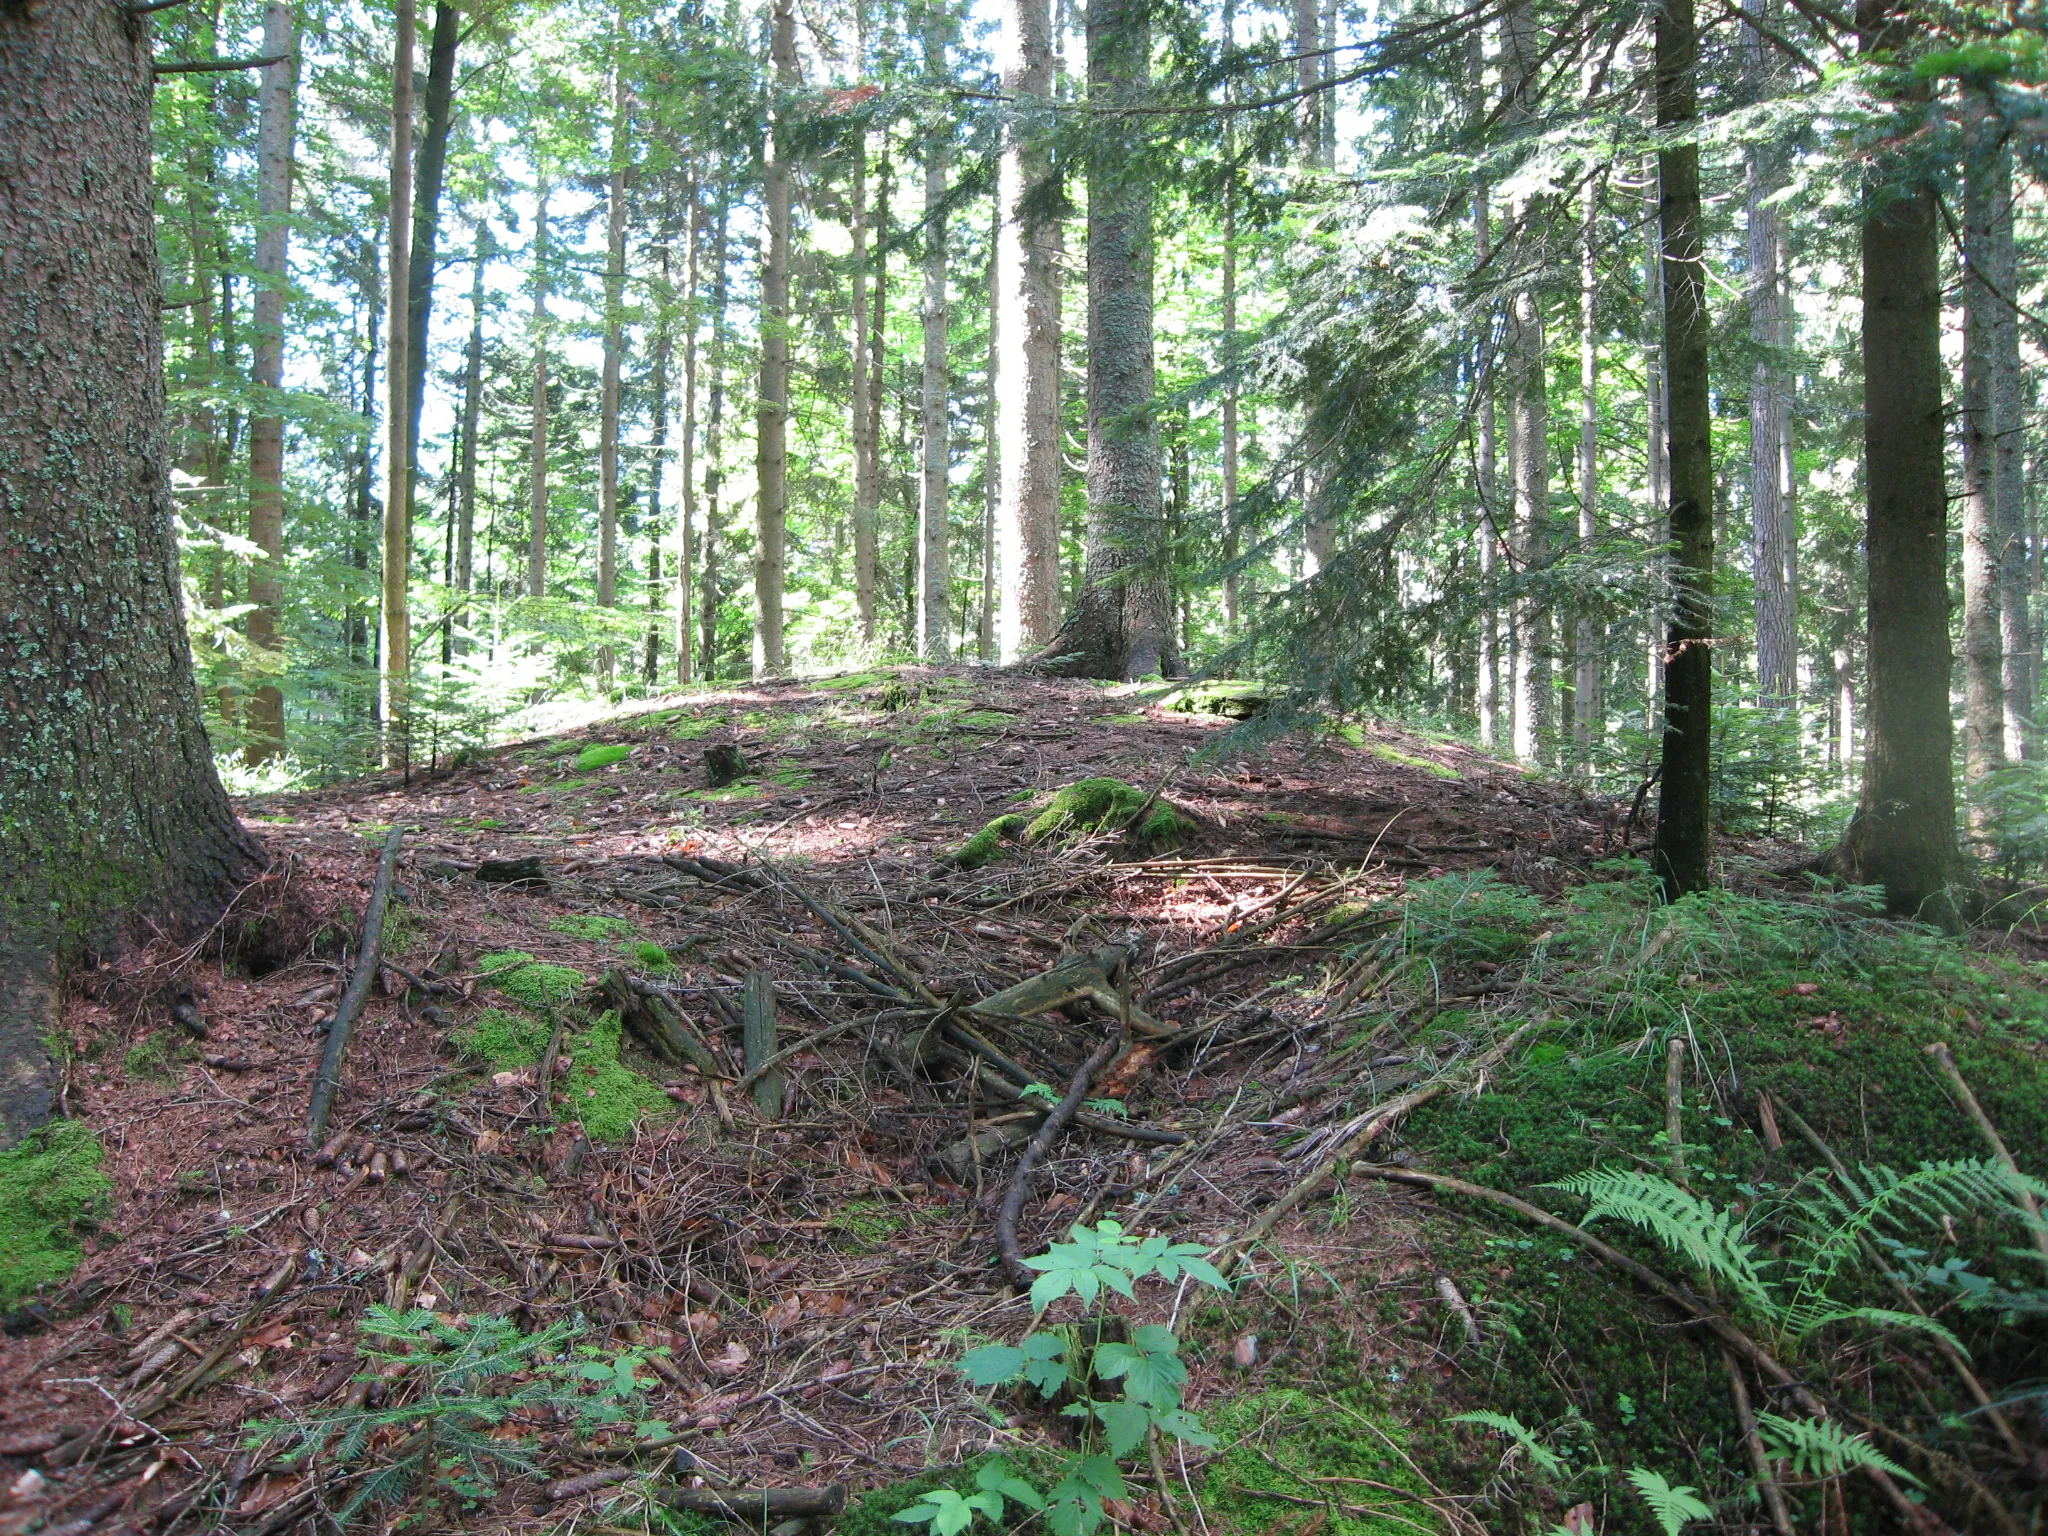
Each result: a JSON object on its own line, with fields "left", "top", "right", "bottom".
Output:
{"left": 997, "top": 1034, "right": 1121, "bottom": 1287}
{"left": 1212, "top": 1024, "right": 1535, "bottom": 1272}
{"left": 307, "top": 826, "right": 405, "bottom": 1148}
{"left": 664, "top": 1485, "right": 848, "bottom": 1519}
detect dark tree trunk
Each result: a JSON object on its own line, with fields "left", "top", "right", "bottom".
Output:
{"left": 0, "top": 0, "right": 259, "bottom": 1145}
{"left": 1650, "top": 0, "right": 1716, "bottom": 899}
{"left": 1040, "top": 0, "right": 1175, "bottom": 681}
{"left": 1836, "top": 0, "right": 1965, "bottom": 921}
{"left": 402, "top": 3, "right": 460, "bottom": 511}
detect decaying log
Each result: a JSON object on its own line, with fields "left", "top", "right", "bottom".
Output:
{"left": 600, "top": 970, "right": 726, "bottom": 1079}
{"left": 664, "top": 1485, "right": 848, "bottom": 1519}
{"left": 742, "top": 971, "right": 782, "bottom": 1120}
{"left": 307, "top": 826, "right": 404, "bottom": 1148}
{"left": 967, "top": 947, "right": 1174, "bottom": 1040}
{"left": 476, "top": 854, "right": 548, "bottom": 887}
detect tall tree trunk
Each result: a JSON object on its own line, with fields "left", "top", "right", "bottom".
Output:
{"left": 529, "top": 171, "right": 551, "bottom": 600}
{"left": 981, "top": 237, "right": 998, "bottom": 660}
{"left": 0, "top": 0, "right": 259, "bottom": 1144}
{"left": 1643, "top": 153, "right": 1667, "bottom": 729}
{"left": 1473, "top": 46, "right": 1500, "bottom": 750}
{"left": 1043, "top": 0, "right": 1174, "bottom": 680}
{"left": 1650, "top": 0, "right": 1715, "bottom": 899}
{"left": 382, "top": 0, "right": 417, "bottom": 769}
{"left": 995, "top": 0, "right": 1064, "bottom": 661}
{"left": 351, "top": 238, "right": 381, "bottom": 679}
{"left": 1572, "top": 168, "right": 1601, "bottom": 771}
{"left": 454, "top": 222, "right": 485, "bottom": 625}
{"left": 1503, "top": 0, "right": 1549, "bottom": 765}
{"left": 918, "top": 13, "right": 953, "bottom": 663}
{"left": 868, "top": 143, "right": 892, "bottom": 649}
{"left": 646, "top": 244, "right": 671, "bottom": 688}
{"left": 702, "top": 193, "right": 732, "bottom": 679}
{"left": 677, "top": 176, "right": 701, "bottom": 685}
{"left": 753, "top": 0, "right": 798, "bottom": 677}
{"left": 244, "top": 0, "right": 295, "bottom": 765}
{"left": 402, "top": 3, "right": 460, "bottom": 509}
{"left": 598, "top": 39, "right": 629, "bottom": 685}
{"left": 851, "top": 136, "right": 879, "bottom": 647}
{"left": 1989, "top": 139, "right": 2034, "bottom": 759}
{"left": 1295, "top": 0, "right": 1333, "bottom": 572}
{"left": 1962, "top": 104, "right": 2006, "bottom": 786}
{"left": 1836, "top": 0, "right": 1963, "bottom": 920}
{"left": 1745, "top": 19, "right": 1796, "bottom": 711}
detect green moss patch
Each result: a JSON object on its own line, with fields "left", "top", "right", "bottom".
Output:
{"left": 478, "top": 952, "right": 586, "bottom": 1010}
{"left": 670, "top": 713, "right": 726, "bottom": 741}
{"left": 457, "top": 1007, "right": 667, "bottom": 1143}
{"left": 122, "top": 1032, "right": 176, "bottom": 1083}
{"left": 623, "top": 940, "right": 676, "bottom": 972}
{"left": 0, "top": 1122, "right": 111, "bottom": 1307}
{"left": 575, "top": 743, "right": 633, "bottom": 771}
{"left": 1159, "top": 680, "right": 1271, "bottom": 720}
{"left": 1367, "top": 740, "right": 1460, "bottom": 779}
{"left": 549, "top": 913, "right": 635, "bottom": 941}
{"left": 1197, "top": 1390, "right": 1438, "bottom": 1536}
{"left": 948, "top": 777, "right": 1189, "bottom": 870}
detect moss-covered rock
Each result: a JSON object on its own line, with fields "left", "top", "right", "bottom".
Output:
{"left": 0, "top": 1121, "right": 110, "bottom": 1306}
{"left": 948, "top": 777, "right": 1188, "bottom": 870}
{"left": 574, "top": 743, "right": 633, "bottom": 771}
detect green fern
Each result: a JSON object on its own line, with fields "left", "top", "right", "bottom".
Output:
{"left": 1754, "top": 1414, "right": 1919, "bottom": 1485}
{"left": 1624, "top": 1467, "right": 1713, "bottom": 1535}
{"left": 1449, "top": 1410, "right": 1566, "bottom": 1480}
{"left": 1543, "top": 1168, "right": 1774, "bottom": 1314}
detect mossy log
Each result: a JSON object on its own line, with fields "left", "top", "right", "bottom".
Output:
{"left": 600, "top": 970, "right": 726, "bottom": 1080}
{"left": 966, "top": 946, "right": 1176, "bottom": 1040}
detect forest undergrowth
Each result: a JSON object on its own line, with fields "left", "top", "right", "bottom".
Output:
{"left": 3, "top": 669, "right": 2047, "bottom": 1536}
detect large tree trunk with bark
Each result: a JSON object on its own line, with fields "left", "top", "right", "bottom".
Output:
{"left": 1572, "top": 165, "right": 1601, "bottom": 772}
{"left": 381, "top": 0, "right": 417, "bottom": 768}
{"left": 1651, "top": 0, "right": 1715, "bottom": 899}
{"left": 1836, "top": 0, "right": 1965, "bottom": 921}
{"left": 995, "top": 0, "right": 1063, "bottom": 662}
{"left": 918, "top": 15, "right": 953, "bottom": 663}
{"left": 1502, "top": 0, "right": 1549, "bottom": 765}
{"left": 1040, "top": 0, "right": 1175, "bottom": 681}
{"left": 402, "top": 3, "right": 460, "bottom": 516}
{"left": 0, "top": 0, "right": 260, "bottom": 1145}
{"left": 753, "top": 0, "right": 798, "bottom": 677}
{"left": 701, "top": 195, "right": 732, "bottom": 678}
{"left": 244, "top": 1, "right": 295, "bottom": 764}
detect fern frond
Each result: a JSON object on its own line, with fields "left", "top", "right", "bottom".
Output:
{"left": 1779, "top": 1304, "right": 1967, "bottom": 1353}
{"left": 1754, "top": 1414, "right": 1919, "bottom": 1486}
{"left": 1449, "top": 1410, "right": 1566, "bottom": 1479}
{"left": 1624, "top": 1467, "right": 1714, "bottom": 1535}
{"left": 1789, "top": 1160, "right": 2045, "bottom": 1318}
{"left": 1544, "top": 1168, "right": 1774, "bottom": 1312}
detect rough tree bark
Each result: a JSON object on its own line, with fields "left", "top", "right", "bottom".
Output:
{"left": 1651, "top": 0, "right": 1716, "bottom": 900}
{"left": 753, "top": 0, "right": 798, "bottom": 677}
{"left": 401, "top": 3, "right": 460, "bottom": 524}
{"left": 381, "top": 0, "right": 417, "bottom": 767}
{"left": 1836, "top": 0, "right": 1965, "bottom": 921}
{"left": 1472, "top": 30, "right": 1500, "bottom": 750}
{"left": 0, "top": 0, "right": 260, "bottom": 1145}
{"left": 1503, "top": 0, "right": 1549, "bottom": 765}
{"left": 244, "top": 0, "right": 295, "bottom": 764}
{"left": 917, "top": 11, "right": 953, "bottom": 663}
{"left": 1039, "top": 0, "right": 1175, "bottom": 680}
{"left": 995, "top": 0, "right": 1063, "bottom": 662}
{"left": 1643, "top": 153, "right": 1668, "bottom": 729}
{"left": 677, "top": 175, "right": 701, "bottom": 685}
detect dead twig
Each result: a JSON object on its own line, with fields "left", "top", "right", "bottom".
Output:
{"left": 997, "top": 1033, "right": 1122, "bottom": 1287}
{"left": 307, "top": 825, "right": 406, "bottom": 1147}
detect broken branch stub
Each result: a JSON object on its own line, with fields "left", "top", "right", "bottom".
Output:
{"left": 742, "top": 970, "right": 782, "bottom": 1121}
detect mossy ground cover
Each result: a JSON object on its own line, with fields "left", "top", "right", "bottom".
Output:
{"left": 951, "top": 777, "right": 1189, "bottom": 870}
{"left": 0, "top": 1120, "right": 111, "bottom": 1306}
{"left": 459, "top": 1005, "right": 669, "bottom": 1144}
{"left": 1375, "top": 868, "right": 2048, "bottom": 1531}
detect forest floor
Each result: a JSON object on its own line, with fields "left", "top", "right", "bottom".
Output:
{"left": 7, "top": 668, "right": 2048, "bottom": 1536}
